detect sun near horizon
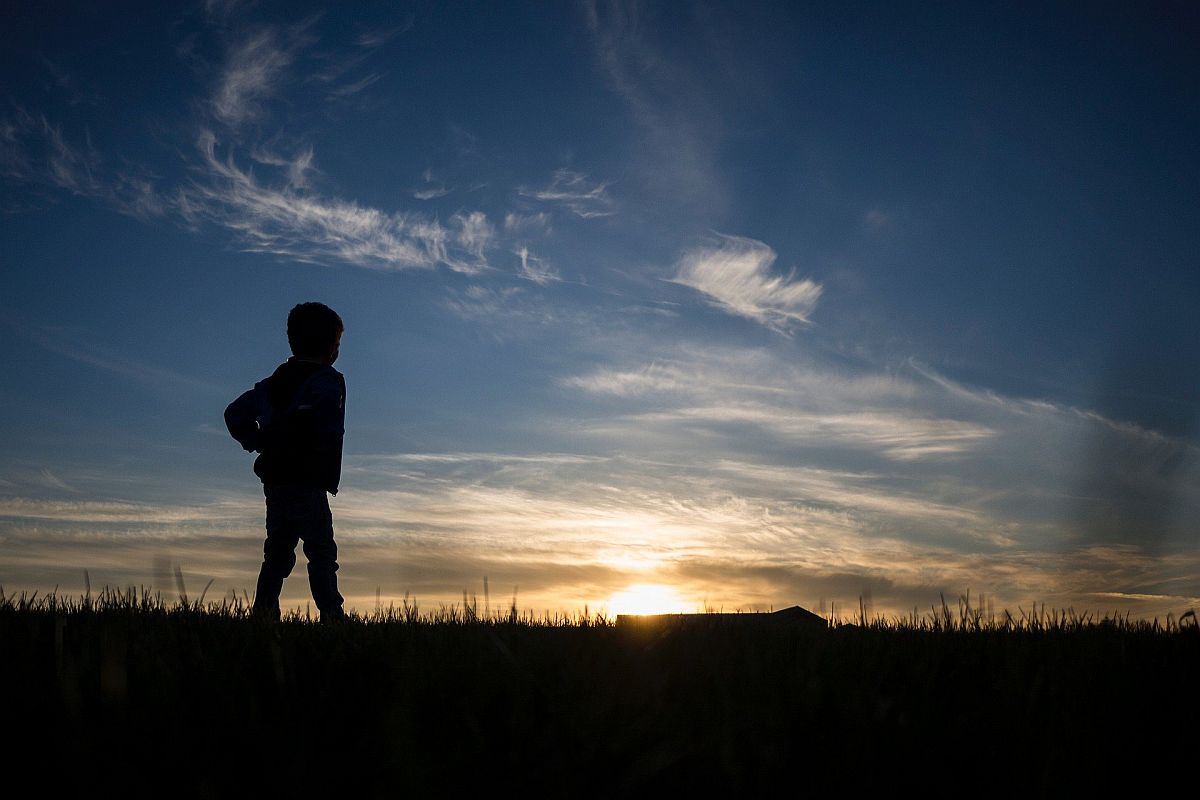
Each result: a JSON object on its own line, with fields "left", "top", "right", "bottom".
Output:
{"left": 605, "top": 583, "right": 692, "bottom": 616}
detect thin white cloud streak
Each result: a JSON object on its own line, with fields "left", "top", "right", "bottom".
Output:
{"left": 519, "top": 168, "right": 615, "bottom": 218}
{"left": 582, "top": 0, "right": 728, "bottom": 209}
{"left": 211, "top": 24, "right": 313, "bottom": 130}
{"left": 249, "top": 141, "right": 316, "bottom": 189}
{"left": 33, "top": 469, "right": 77, "bottom": 494}
{"left": 192, "top": 21, "right": 499, "bottom": 274}
{"left": 454, "top": 211, "right": 495, "bottom": 265}
{"left": 0, "top": 108, "right": 167, "bottom": 221}
{"left": 515, "top": 246, "right": 559, "bottom": 285}
{"left": 572, "top": 359, "right": 972, "bottom": 469}
{"left": 4, "top": 22, "right": 538, "bottom": 278}
{"left": 441, "top": 286, "right": 573, "bottom": 335}
{"left": 328, "top": 72, "right": 382, "bottom": 97}
{"left": 562, "top": 355, "right": 918, "bottom": 404}
{"left": 626, "top": 406, "right": 993, "bottom": 461}
{"left": 411, "top": 167, "right": 451, "bottom": 200}
{"left": 39, "top": 56, "right": 104, "bottom": 107}
{"left": 5, "top": 452, "right": 1197, "bottom": 617}
{"left": 909, "top": 358, "right": 1181, "bottom": 447}
{"left": 0, "top": 108, "right": 97, "bottom": 194}
{"left": 41, "top": 119, "right": 100, "bottom": 195}
{"left": 504, "top": 212, "right": 550, "bottom": 235}
{"left": 0, "top": 315, "right": 221, "bottom": 394}
{"left": 338, "top": 455, "right": 985, "bottom": 566}
{"left": 2, "top": 109, "right": 503, "bottom": 276}
{"left": 673, "top": 234, "right": 822, "bottom": 332}
{"left": 180, "top": 130, "right": 495, "bottom": 273}
{"left": 707, "top": 460, "right": 986, "bottom": 528}
{"left": 562, "top": 362, "right": 689, "bottom": 396}
{"left": 355, "top": 452, "right": 607, "bottom": 466}
{"left": 308, "top": 19, "right": 407, "bottom": 98}
{"left": 4, "top": 18, "right": 503, "bottom": 276}
{"left": 561, "top": 347, "right": 925, "bottom": 424}
{"left": 354, "top": 22, "right": 413, "bottom": 50}
{"left": 322, "top": 457, "right": 991, "bottom": 585}
{"left": 0, "top": 497, "right": 249, "bottom": 525}
{"left": 558, "top": 342, "right": 1200, "bottom": 551}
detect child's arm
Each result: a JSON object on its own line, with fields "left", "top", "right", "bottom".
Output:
{"left": 224, "top": 386, "right": 262, "bottom": 453}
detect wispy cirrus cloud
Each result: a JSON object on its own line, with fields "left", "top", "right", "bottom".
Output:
{"left": 4, "top": 15, "right": 521, "bottom": 277}
{"left": 354, "top": 21, "right": 413, "bottom": 50}
{"left": 211, "top": 25, "right": 312, "bottom": 130}
{"left": 0, "top": 107, "right": 166, "bottom": 220}
{"left": 441, "top": 286, "right": 569, "bottom": 333}
{"left": 0, "top": 107, "right": 100, "bottom": 195}
{"left": 504, "top": 211, "right": 550, "bottom": 235}
{"left": 452, "top": 211, "right": 495, "bottom": 266}
{"left": 248, "top": 139, "right": 316, "bottom": 189}
{"left": 672, "top": 234, "right": 822, "bottom": 333}
{"left": 562, "top": 362, "right": 687, "bottom": 396}
{"left": 515, "top": 246, "right": 559, "bottom": 285}
{"left": 519, "top": 168, "right": 614, "bottom": 218}
{"left": 32, "top": 469, "right": 78, "bottom": 494}
{"left": 411, "top": 168, "right": 451, "bottom": 200}
{"left": 582, "top": 0, "right": 734, "bottom": 211}
{"left": 188, "top": 18, "right": 501, "bottom": 272}
{"left": 0, "top": 313, "right": 220, "bottom": 394}
{"left": 3, "top": 437, "right": 1199, "bottom": 616}
{"left": 327, "top": 71, "right": 382, "bottom": 98}
{"left": 0, "top": 104, "right": 499, "bottom": 273}
{"left": 178, "top": 130, "right": 494, "bottom": 272}
{"left": 559, "top": 341, "right": 1200, "bottom": 557}
{"left": 308, "top": 19, "right": 408, "bottom": 100}
{"left": 564, "top": 351, "right": 992, "bottom": 462}
{"left": 0, "top": 496, "right": 246, "bottom": 525}
{"left": 38, "top": 56, "right": 103, "bottom": 106}
{"left": 627, "top": 405, "right": 994, "bottom": 462}
{"left": 412, "top": 186, "right": 450, "bottom": 200}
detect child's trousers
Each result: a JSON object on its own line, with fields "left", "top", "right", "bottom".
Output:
{"left": 253, "top": 485, "right": 345, "bottom": 620}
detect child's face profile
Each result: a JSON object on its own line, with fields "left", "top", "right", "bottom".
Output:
{"left": 325, "top": 331, "right": 342, "bottom": 366}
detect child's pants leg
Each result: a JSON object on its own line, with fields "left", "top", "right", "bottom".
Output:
{"left": 254, "top": 488, "right": 301, "bottom": 616}
{"left": 303, "top": 519, "right": 344, "bottom": 619}
{"left": 256, "top": 486, "right": 343, "bottom": 620}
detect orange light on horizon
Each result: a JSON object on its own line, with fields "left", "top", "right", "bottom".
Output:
{"left": 605, "top": 583, "right": 690, "bottom": 616}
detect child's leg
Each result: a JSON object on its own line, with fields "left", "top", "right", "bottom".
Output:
{"left": 298, "top": 490, "right": 345, "bottom": 620}
{"left": 254, "top": 487, "right": 302, "bottom": 618}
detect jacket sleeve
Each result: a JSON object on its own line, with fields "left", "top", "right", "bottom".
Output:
{"left": 224, "top": 387, "right": 262, "bottom": 453}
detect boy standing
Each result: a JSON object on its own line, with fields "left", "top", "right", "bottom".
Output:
{"left": 225, "top": 302, "right": 347, "bottom": 622}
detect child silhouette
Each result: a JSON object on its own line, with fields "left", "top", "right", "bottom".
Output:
{"left": 225, "top": 302, "right": 347, "bottom": 622}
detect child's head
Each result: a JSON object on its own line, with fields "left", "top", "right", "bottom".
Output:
{"left": 287, "top": 302, "right": 344, "bottom": 365}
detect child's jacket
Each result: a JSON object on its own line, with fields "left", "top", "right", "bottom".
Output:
{"left": 224, "top": 358, "right": 346, "bottom": 495}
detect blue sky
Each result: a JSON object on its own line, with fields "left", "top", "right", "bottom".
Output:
{"left": 2, "top": 1, "right": 1198, "bottom": 617}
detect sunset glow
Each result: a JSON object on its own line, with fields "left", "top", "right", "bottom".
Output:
{"left": 606, "top": 584, "right": 690, "bottom": 617}
{"left": 1, "top": 3, "right": 1198, "bottom": 621}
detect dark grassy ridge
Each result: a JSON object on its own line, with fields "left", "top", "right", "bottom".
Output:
{"left": 2, "top": 590, "right": 1196, "bottom": 797}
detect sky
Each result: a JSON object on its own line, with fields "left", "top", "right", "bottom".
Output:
{"left": 1, "top": 0, "right": 1198, "bottom": 619}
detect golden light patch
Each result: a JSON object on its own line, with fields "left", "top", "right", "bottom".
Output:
{"left": 605, "top": 583, "right": 689, "bottom": 616}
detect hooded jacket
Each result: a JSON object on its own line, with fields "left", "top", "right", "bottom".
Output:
{"left": 224, "top": 358, "right": 346, "bottom": 494}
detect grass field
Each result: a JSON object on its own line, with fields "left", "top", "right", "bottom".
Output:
{"left": 3, "top": 587, "right": 1196, "bottom": 796}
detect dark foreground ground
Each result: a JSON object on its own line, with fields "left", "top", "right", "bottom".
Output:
{"left": 2, "top": 592, "right": 1197, "bottom": 797}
